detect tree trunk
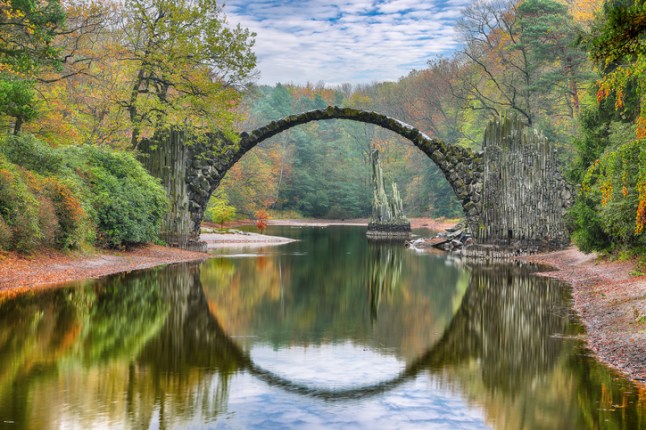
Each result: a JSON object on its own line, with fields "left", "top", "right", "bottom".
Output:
{"left": 13, "top": 117, "right": 23, "bottom": 135}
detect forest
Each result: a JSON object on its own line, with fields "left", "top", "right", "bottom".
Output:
{"left": 0, "top": 0, "right": 645, "bottom": 255}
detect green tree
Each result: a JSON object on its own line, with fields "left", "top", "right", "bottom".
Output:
{"left": 458, "top": 0, "right": 590, "bottom": 129}
{"left": 205, "top": 189, "right": 236, "bottom": 227}
{"left": 119, "top": 0, "right": 257, "bottom": 147}
{"left": 517, "top": 0, "right": 591, "bottom": 118}
{"left": 0, "top": 0, "right": 66, "bottom": 133}
{"left": 569, "top": 0, "right": 646, "bottom": 252}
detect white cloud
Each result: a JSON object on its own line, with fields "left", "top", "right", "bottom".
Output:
{"left": 224, "top": 0, "right": 471, "bottom": 86}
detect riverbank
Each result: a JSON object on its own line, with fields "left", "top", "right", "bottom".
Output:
{"left": 521, "top": 247, "right": 646, "bottom": 385}
{"left": 0, "top": 245, "right": 210, "bottom": 297}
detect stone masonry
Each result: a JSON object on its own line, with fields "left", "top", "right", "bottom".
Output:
{"left": 141, "top": 106, "right": 570, "bottom": 252}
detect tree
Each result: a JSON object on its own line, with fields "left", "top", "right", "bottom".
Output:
{"left": 205, "top": 189, "right": 236, "bottom": 228}
{"left": 0, "top": 0, "right": 66, "bottom": 133}
{"left": 518, "top": 0, "right": 591, "bottom": 117}
{"left": 118, "top": 0, "right": 257, "bottom": 147}
{"left": 569, "top": 0, "right": 646, "bottom": 251}
{"left": 457, "top": 0, "right": 590, "bottom": 128}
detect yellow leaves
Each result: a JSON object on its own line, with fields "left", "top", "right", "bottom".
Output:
{"left": 636, "top": 181, "right": 646, "bottom": 235}
{"left": 568, "top": 0, "right": 603, "bottom": 26}
{"left": 601, "top": 181, "right": 613, "bottom": 206}
{"left": 637, "top": 117, "right": 646, "bottom": 139}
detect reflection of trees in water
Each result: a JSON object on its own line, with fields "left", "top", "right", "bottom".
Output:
{"left": 430, "top": 264, "right": 646, "bottom": 430}
{"left": 0, "top": 264, "right": 240, "bottom": 429}
{"left": 200, "top": 229, "right": 468, "bottom": 358}
{"left": 0, "top": 261, "right": 645, "bottom": 429}
{"left": 126, "top": 264, "right": 245, "bottom": 428}
{"left": 432, "top": 264, "right": 571, "bottom": 393}
{"left": 367, "top": 243, "right": 403, "bottom": 322}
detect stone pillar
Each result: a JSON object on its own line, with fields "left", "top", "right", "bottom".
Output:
{"left": 367, "top": 149, "right": 411, "bottom": 238}
{"left": 475, "top": 116, "right": 572, "bottom": 251}
{"left": 139, "top": 130, "right": 205, "bottom": 251}
{"left": 138, "top": 130, "right": 235, "bottom": 252}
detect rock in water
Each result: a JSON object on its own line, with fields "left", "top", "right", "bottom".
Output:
{"left": 367, "top": 150, "right": 411, "bottom": 239}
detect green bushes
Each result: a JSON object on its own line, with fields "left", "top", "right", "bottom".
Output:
{"left": 72, "top": 146, "right": 168, "bottom": 248}
{"left": 0, "top": 157, "right": 41, "bottom": 251}
{"left": 0, "top": 135, "right": 168, "bottom": 252}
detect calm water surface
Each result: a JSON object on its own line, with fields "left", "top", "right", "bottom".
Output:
{"left": 0, "top": 226, "right": 644, "bottom": 429}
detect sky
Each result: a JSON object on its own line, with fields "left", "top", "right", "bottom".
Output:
{"left": 223, "top": 0, "right": 473, "bottom": 87}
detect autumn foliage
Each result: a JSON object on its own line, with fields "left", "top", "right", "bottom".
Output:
{"left": 255, "top": 210, "right": 269, "bottom": 234}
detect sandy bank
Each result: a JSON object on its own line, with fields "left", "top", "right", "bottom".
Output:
{"left": 521, "top": 247, "right": 646, "bottom": 385}
{"left": 201, "top": 231, "right": 296, "bottom": 249}
{"left": 0, "top": 245, "right": 209, "bottom": 296}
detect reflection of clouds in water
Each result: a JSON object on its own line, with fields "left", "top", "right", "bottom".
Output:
{"left": 249, "top": 342, "right": 404, "bottom": 388}
{"left": 220, "top": 373, "right": 488, "bottom": 430}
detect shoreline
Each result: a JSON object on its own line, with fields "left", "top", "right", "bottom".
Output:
{"left": 1, "top": 219, "right": 644, "bottom": 386}
{"left": 520, "top": 247, "right": 646, "bottom": 385}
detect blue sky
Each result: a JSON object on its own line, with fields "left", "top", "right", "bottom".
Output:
{"left": 224, "top": 0, "right": 473, "bottom": 86}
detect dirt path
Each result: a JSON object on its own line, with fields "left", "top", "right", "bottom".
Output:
{"left": 522, "top": 247, "right": 646, "bottom": 384}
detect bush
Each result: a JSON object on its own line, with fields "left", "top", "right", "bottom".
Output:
{"left": 0, "top": 134, "right": 64, "bottom": 175}
{"left": 568, "top": 197, "right": 611, "bottom": 253}
{"left": 0, "top": 217, "right": 10, "bottom": 248}
{"left": 0, "top": 156, "right": 41, "bottom": 252}
{"left": 0, "top": 135, "right": 168, "bottom": 252}
{"left": 68, "top": 146, "right": 168, "bottom": 248}
{"left": 43, "top": 178, "right": 89, "bottom": 249}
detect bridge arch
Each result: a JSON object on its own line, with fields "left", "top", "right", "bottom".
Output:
{"left": 230, "top": 107, "right": 483, "bottom": 224}
{"left": 142, "top": 107, "right": 570, "bottom": 251}
{"left": 141, "top": 106, "right": 483, "bottom": 246}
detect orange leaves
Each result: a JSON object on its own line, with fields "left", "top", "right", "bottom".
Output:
{"left": 637, "top": 117, "right": 646, "bottom": 139}
{"left": 255, "top": 209, "right": 269, "bottom": 234}
{"left": 601, "top": 181, "right": 613, "bottom": 206}
{"left": 636, "top": 181, "right": 646, "bottom": 235}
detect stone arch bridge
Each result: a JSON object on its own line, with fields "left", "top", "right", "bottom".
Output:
{"left": 140, "top": 106, "right": 571, "bottom": 251}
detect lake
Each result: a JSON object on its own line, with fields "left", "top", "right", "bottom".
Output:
{"left": 0, "top": 226, "right": 644, "bottom": 429}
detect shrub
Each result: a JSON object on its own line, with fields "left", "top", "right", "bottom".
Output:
{"left": 43, "top": 178, "right": 89, "bottom": 249}
{"left": 0, "top": 156, "right": 41, "bottom": 252}
{"left": 0, "top": 217, "right": 11, "bottom": 248}
{"left": 68, "top": 146, "right": 168, "bottom": 248}
{"left": 568, "top": 198, "right": 611, "bottom": 253}
{"left": 0, "top": 134, "right": 64, "bottom": 175}
{"left": 0, "top": 136, "right": 168, "bottom": 252}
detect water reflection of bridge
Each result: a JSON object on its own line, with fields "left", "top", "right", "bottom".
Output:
{"left": 1, "top": 261, "right": 643, "bottom": 429}
{"left": 138, "top": 262, "right": 570, "bottom": 400}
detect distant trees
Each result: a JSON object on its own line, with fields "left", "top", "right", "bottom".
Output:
{"left": 456, "top": 0, "right": 590, "bottom": 131}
